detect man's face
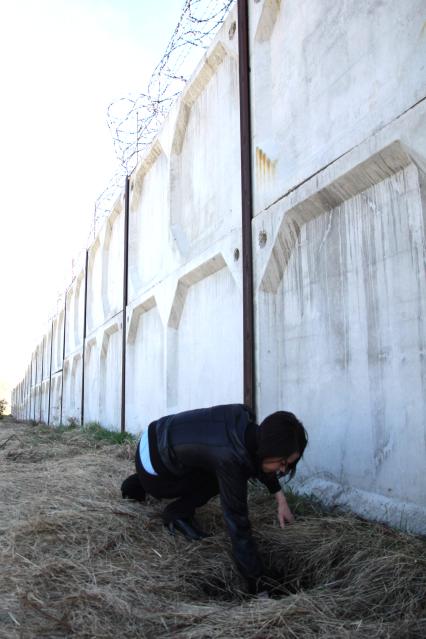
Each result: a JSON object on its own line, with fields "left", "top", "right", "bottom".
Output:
{"left": 261, "top": 451, "right": 300, "bottom": 474}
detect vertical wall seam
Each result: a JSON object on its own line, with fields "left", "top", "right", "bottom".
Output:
{"left": 81, "top": 250, "right": 89, "bottom": 426}
{"left": 39, "top": 336, "right": 44, "bottom": 422}
{"left": 60, "top": 289, "right": 67, "bottom": 425}
{"left": 47, "top": 320, "right": 54, "bottom": 425}
{"left": 29, "top": 359, "right": 33, "bottom": 421}
{"left": 121, "top": 176, "right": 130, "bottom": 433}
{"left": 33, "top": 350, "right": 38, "bottom": 421}
{"left": 238, "top": 0, "right": 255, "bottom": 413}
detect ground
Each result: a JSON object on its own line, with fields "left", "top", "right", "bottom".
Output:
{"left": 0, "top": 416, "right": 425, "bottom": 638}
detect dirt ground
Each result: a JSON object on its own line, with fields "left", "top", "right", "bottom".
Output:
{"left": 0, "top": 416, "right": 425, "bottom": 639}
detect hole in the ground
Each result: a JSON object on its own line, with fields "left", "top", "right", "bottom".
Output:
{"left": 198, "top": 576, "right": 238, "bottom": 601}
{"left": 182, "top": 523, "right": 360, "bottom": 602}
{"left": 187, "top": 557, "right": 314, "bottom": 602}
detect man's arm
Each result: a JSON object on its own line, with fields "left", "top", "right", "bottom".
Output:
{"left": 258, "top": 472, "right": 295, "bottom": 528}
{"left": 216, "top": 462, "right": 264, "bottom": 586}
{"left": 275, "top": 489, "right": 295, "bottom": 528}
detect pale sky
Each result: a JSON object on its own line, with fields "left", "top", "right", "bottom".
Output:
{"left": 0, "top": 0, "right": 185, "bottom": 407}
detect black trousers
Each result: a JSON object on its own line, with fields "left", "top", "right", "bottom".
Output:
{"left": 123, "top": 445, "right": 219, "bottom": 524}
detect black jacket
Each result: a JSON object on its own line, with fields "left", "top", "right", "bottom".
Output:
{"left": 148, "top": 403, "right": 280, "bottom": 581}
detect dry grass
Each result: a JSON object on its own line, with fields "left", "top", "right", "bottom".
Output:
{"left": 0, "top": 417, "right": 425, "bottom": 638}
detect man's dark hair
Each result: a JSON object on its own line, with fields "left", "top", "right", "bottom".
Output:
{"left": 258, "top": 411, "right": 308, "bottom": 479}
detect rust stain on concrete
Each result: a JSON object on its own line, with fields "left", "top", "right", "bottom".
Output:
{"left": 256, "top": 147, "right": 277, "bottom": 182}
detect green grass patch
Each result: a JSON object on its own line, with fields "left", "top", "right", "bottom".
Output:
{"left": 21, "top": 418, "right": 136, "bottom": 446}
{"left": 82, "top": 421, "right": 135, "bottom": 444}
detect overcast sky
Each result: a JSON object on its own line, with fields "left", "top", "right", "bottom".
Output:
{"left": 0, "top": 0, "right": 185, "bottom": 406}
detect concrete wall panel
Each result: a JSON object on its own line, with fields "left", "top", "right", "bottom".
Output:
{"left": 126, "top": 301, "right": 164, "bottom": 433}
{"left": 43, "top": 329, "right": 52, "bottom": 379}
{"left": 103, "top": 207, "right": 124, "bottom": 317}
{"left": 40, "top": 381, "right": 47, "bottom": 423}
{"left": 50, "top": 373, "right": 62, "bottom": 426}
{"left": 168, "top": 260, "right": 242, "bottom": 412}
{"left": 170, "top": 44, "right": 240, "bottom": 255}
{"left": 68, "top": 355, "right": 82, "bottom": 421}
{"left": 251, "top": 0, "right": 426, "bottom": 215}
{"left": 53, "top": 311, "right": 64, "bottom": 374}
{"left": 99, "top": 324, "right": 122, "bottom": 429}
{"left": 84, "top": 339, "right": 99, "bottom": 424}
{"left": 87, "top": 241, "right": 103, "bottom": 333}
{"left": 74, "top": 273, "right": 85, "bottom": 349}
{"left": 62, "top": 360, "right": 70, "bottom": 422}
{"left": 129, "top": 145, "right": 168, "bottom": 298}
{"left": 65, "top": 288, "right": 74, "bottom": 357}
{"left": 255, "top": 130, "right": 426, "bottom": 531}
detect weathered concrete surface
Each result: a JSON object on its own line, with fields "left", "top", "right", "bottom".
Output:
{"left": 255, "top": 107, "right": 426, "bottom": 534}
{"left": 251, "top": 0, "right": 426, "bottom": 215}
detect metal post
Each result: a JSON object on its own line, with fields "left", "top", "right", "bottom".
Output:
{"left": 24, "top": 370, "right": 27, "bottom": 420}
{"left": 28, "top": 364, "right": 31, "bottom": 420}
{"left": 60, "top": 290, "right": 67, "bottom": 425}
{"left": 39, "top": 336, "right": 44, "bottom": 422}
{"left": 29, "top": 358, "right": 33, "bottom": 422}
{"left": 238, "top": 0, "right": 255, "bottom": 413}
{"left": 121, "top": 176, "right": 130, "bottom": 433}
{"left": 33, "top": 349, "right": 38, "bottom": 422}
{"left": 81, "top": 250, "right": 89, "bottom": 426}
{"left": 47, "top": 320, "right": 54, "bottom": 426}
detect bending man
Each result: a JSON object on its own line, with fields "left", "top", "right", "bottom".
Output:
{"left": 121, "top": 403, "right": 308, "bottom": 593}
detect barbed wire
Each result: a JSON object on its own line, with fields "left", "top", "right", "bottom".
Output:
{"left": 90, "top": 0, "right": 234, "bottom": 239}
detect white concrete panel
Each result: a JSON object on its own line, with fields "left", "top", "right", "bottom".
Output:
{"left": 74, "top": 273, "right": 85, "bottom": 349}
{"left": 40, "top": 381, "right": 49, "bottom": 423}
{"left": 99, "top": 326, "right": 122, "bottom": 430}
{"left": 35, "top": 345, "right": 42, "bottom": 387}
{"left": 126, "top": 304, "right": 164, "bottom": 433}
{"left": 170, "top": 46, "right": 240, "bottom": 253}
{"left": 251, "top": 0, "right": 426, "bottom": 214}
{"left": 65, "top": 289, "right": 74, "bottom": 356}
{"left": 70, "top": 355, "right": 82, "bottom": 422}
{"left": 53, "top": 311, "right": 64, "bottom": 373}
{"left": 129, "top": 148, "right": 168, "bottom": 296}
{"left": 257, "top": 162, "right": 426, "bottom": 513}
{"left": 87, "top": 242, "right": 103, "bottom": 333}
{"left": 50, "top": 320, "right": 58, "bottom": 375}
{"left": 84, "top": 340, "right": 99, "bottom": 424}
{"left": 170, "top": 264, "right": 242, "bottom": 412}
{"left": 103, "top": 209, "right": 124, "bottom": 317}
{"left": 33, "top": 386, "right": 40, "bottom": 421}
{"left": 50, "top": 374, "right": 62, "bottom": 425}
{"left": 62, "top": 360, "right": 70, "bottom": 421}
{"left": 39, "top": 336, "right": 46, "bottom": 383}
{"left": 43, "top": 329, "right": 52, "bottom": 380}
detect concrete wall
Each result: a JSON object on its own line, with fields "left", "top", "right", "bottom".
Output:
{"left": 12, "top": 0, "right": 426, "bottom": 534}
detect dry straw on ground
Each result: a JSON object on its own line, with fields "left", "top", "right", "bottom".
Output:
{"left": 0, "top": 417, "right": 425, "bottom": 638}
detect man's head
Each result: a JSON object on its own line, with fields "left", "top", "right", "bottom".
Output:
{"left": 258, "top": 411, "right": 308, "bottom": 478}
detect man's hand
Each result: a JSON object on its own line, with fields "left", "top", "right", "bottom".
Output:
{"left": 275, "top": 490, "right": 294, "bottom": 528}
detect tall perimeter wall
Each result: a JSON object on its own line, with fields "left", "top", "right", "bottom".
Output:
{"left": 12, "top": 0, "right": 426, "bottom": 534}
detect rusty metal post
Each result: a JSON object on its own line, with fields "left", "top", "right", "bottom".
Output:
{"left": 238, "top": 0, "right": 255, "bottom": 413}
{"left": 29, "top": 358, "right": 33, "bottom": 421}
{"left": 81, "top": 250, "right": 89, "bottom": 426}
{"left": 25, "top": 367, "right": 28, "bottom": 420}
{"left": 60, "top": 289, "right": 67, "bottom": 425}
{"left": 39, "top": 336, "right": 44, "bottom": 422}
{"left": 121, "top": 176, "right": 130, "bottom": 433}
{"left": 33, "top": 349, "right": 38, "bottom": 422}
{"left": 47, "top": 320, "right": 54, "bottom": 426}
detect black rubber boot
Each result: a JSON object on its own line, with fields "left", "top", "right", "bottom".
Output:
{"left": 165, "top": 517, "right": 211, "bottom": 540}
{"left": 121, "top": 474, "right": 146, "bottom": 502}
